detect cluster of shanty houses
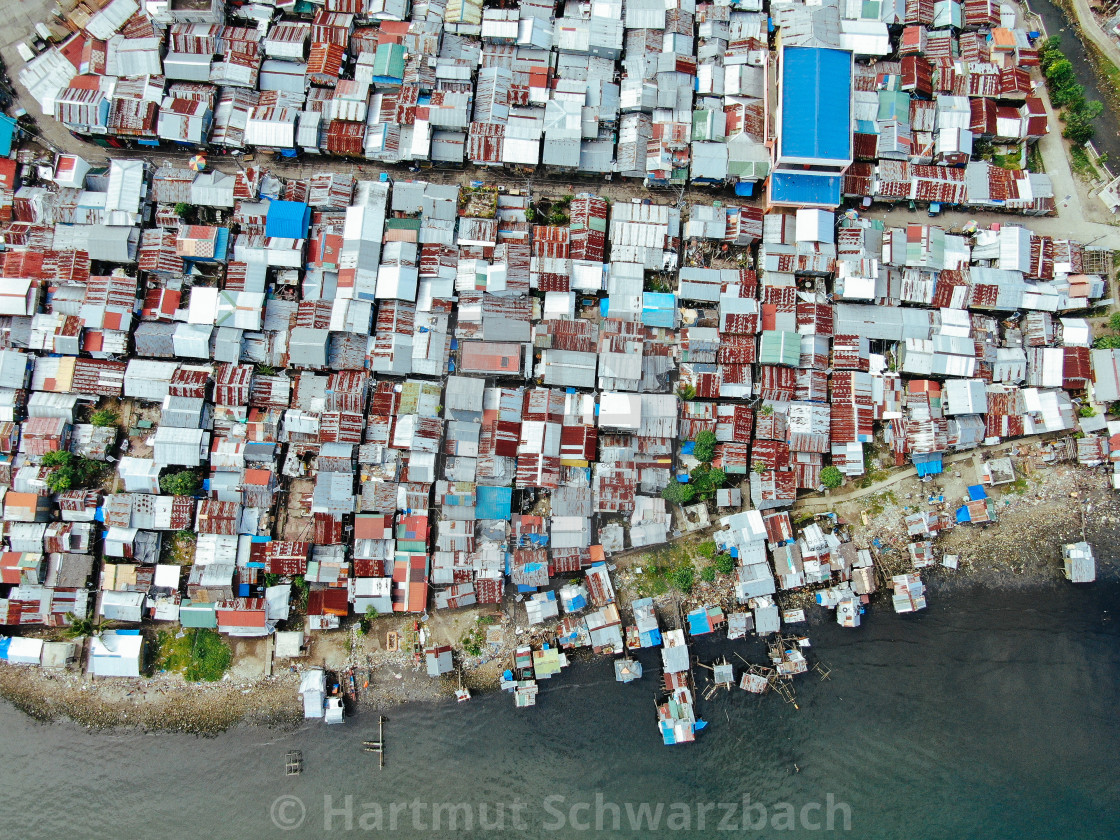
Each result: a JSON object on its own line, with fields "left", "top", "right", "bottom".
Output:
{"left": 19, "top": 0, "right": 1049, "bottom": 206}
{"left": 0, "top": 138, "right": 1112, "bottom": 675}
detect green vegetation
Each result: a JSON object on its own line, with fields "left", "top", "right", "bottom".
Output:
{"left": 672, "top": 567, "right": 695, "bottom": 594}
{"left": 1110, "top": 312, "right": 1120, "bottom": 333}
{"left": 820, "top": 465, "right": 844, "bottom": 489}
{"left": 632, "top": 542, "right": 710, "bottom": 597}
{"left": 460, "top": 616, "right": 492, "bottom": 657}
{"left": 159, "top": 470, "right": 202, "bottom": 496}
{"left": 41, "top": 451, "right": 101, "bottom": 493}
{"left": 64, "top": 612, "right": 93, "bottom": 638}
{"left": 752, "top": 461, "right": 767, "bottom": 474}
{"left": 357, "top": 606, "right": 379, "bottom": 635}
{"left": 89, "top": 408, "right": 119, "bottom": 427}
{"left": 1109, "top": 401, "right": 1120, "bottom": 416}
{"left": 696, "top": 540, "right": 717, "bottom": 560}
{"left": 290, "top": 574, "right": 309, "bottom": 610}
{"left": 689, "top": 464, "right": 726, "bottom": 500}
{"left": 1039, "top": 36, "right": 1104, "bottom": 146}
{"left": 661, "top": 482, "right": 697, "bottom": 505}
{"left": 1070, "top": 145, "right": 1101, "bottom": 180}
{"left": 676, "top": 383, "right": 696, "bottom": 401}
{"left": 1026, "top": 143, "right": 1045, "bottom": 174}
{"left": 700, "top": 565, "right": 716, "bottom": 583}
{"left": 255, "top": 364, "right": 277, "bottom": 376}
{"left": 758, "top": 403, "right": 774, "bottom": 416}
{"left": 1094, "top": 334, "right": 1120, "bottom": 349}
{"left": 991, "top": 147, "right": 1023, "bottom": 171}
{"left": 692, "top": 430, "right": 717, "bottom": 463}
{"left": 1079, "top": 404, "right": 1098, "bottom": 418}
{"left": 715, "top": 554, "right": 735, "bottom": 575}
{"left": 857, "top": 463, "right": 891, "bottom": 489}
{"left": 154, "top": 628, "right": 232, "bottom": 682}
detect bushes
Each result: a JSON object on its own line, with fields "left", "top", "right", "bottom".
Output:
{"left": 715, "top": 554, "right": 735, "bottom": 575}
{"left": 41, "top": 451, "right": 101, "bottom": 493}
{"left": 89, "top": 408, "right": 119, "bottom": 427}
{"left": 160, "top": 470, "right": 202, "bottom": 496}
{"left": 154, "top": 628, "right": 231, "bottom": 682}
{"left": 700, "top": 565, "right": 716, "bottom": 583}
{"left": 672, "top": 567, "right": 695, "bottom": 594}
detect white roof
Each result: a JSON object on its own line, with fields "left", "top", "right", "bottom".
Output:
{"left": 89, "top": 632, "right": 142, "bottom": 677}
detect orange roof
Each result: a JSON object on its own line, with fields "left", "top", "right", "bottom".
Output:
{"left": 589, "top": 545, "right": 605, "bottom": 564}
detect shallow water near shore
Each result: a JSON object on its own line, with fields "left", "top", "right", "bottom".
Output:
{"left": 2, "top": 580, "right": 1118, "bottom": 839}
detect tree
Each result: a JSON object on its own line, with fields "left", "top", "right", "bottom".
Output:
{"left": 820, "top": 466, "right": 844, "bottom": 489}
{"left": 1044, "top": 58, "right": 1075, "bottom": 91}
{"left": 690, "top": 465, "right": 726, "bottom": 500}
{"left": 1094, "top": 335, "right": 1120, "bottom": 349}
{"left": 692, "top": 430, "right": 717, "bottom": 463}
{"left": 661, "top": 482, "right": 697, "bottom": 505}
{"left": 700, "top": 565, "right": 716, "bottom": 583}
{"left": 64, "top": 611, "right": 93, "bottom": 638}
{"left": 160, "top": 470, "right": 202, "bottom": 496}
{"left": 42, "top": 451, "right": 101, "bottom": 493}
{"left": 89, "top": 408, "right": 119, "bottom": 427}
{"left": 358, "top": 605, "right": 380, "bottom": 635}
{"left": 715, "top": 554, "right": 735, "bottom": 575}
{"left": 676, "top": 383, "right": 696, "bottom": 401}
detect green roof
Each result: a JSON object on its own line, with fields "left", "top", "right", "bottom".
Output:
{"left": 759, "top": 330, "right": 801, "bottom": 367}
{"left": 179, "top": 600, "right": 218, "bottom": 629}
{"left": 373, "top": 43, "right": 406, "bottom": 80}
{"left": 385, "top": 217, "right": 421, "bottom": 230}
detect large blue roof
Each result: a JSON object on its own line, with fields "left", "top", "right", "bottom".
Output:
{"left": 770, "top": 171, "right": 841, "bottom": 207}
{"left": 476, "top": 486, "right": 512, "bottom": 520}
{"left": 780, "top": 47, "right": 852, "bottom": 162}
{"left": 265, "top": 200, "right": 311, "bottom": 239}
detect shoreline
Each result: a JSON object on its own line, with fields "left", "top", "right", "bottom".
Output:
{"left": 3, "top": 465, "right": 1115, "bottom": 735}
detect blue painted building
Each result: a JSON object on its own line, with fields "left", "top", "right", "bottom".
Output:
{"left": 769, "top": 46, "right": 854, "bottom": 208}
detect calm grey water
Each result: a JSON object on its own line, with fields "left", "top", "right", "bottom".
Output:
{"left": 1, "top": 581, "right": 1117, "bottom": 839}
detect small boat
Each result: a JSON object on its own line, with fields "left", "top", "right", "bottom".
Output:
{"left": 455, "top": 668, "right": 471, "bottom": 702}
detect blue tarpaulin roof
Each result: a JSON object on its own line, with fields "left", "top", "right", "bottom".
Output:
{"left": 476, "top": 486, "right": 512, "bottom": 520}
{"left": 0, "top": 638, "right": 9, "bottom": 659}
{"left": 968, "top": 485, "right": 988, "bottom": 500}
{"left": 0, "top": 116, "right": 17, "bottom": 157}
{"left": 734, "top": 181, "right": 754, "bottom": 196}
{"left": 780, "top": 46, "right": 852, "bottom": 162}
{"left": 686, "top": 608, "right": 713, "bottom": 635}
{"left": 265, "top": 200, "right": 311, "bottom": 239}
{"left": 913, "top": 452, "right": 943, "bottom": 477}
{"left": 770, "top": 171, "right": 842, "bottom": 206}
{"left": 956, "top": 505, "right": 971, "bottom": 523}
